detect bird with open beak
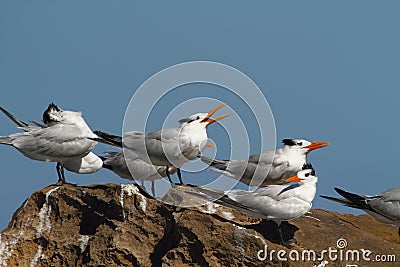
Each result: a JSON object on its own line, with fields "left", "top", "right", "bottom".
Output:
{"left": 94, "top": 103, "right": 230, "bottom": 185}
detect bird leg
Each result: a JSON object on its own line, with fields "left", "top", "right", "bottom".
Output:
{"left": 151, "top": 181, "right": 156, "bottom": 197}
{"left": 56, "top": 162, "right": 66, "bottom": 183}
{"left": 276, "top": 221, "right": 292, "bottom": 248}
{"left": 177, "top": 168, "right": 183, "bottom": 185}
{"left": 165, "top": 167, "right": 174, "bottom": 184}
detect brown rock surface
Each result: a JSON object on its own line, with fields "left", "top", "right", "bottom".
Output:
{"left": 0, "top": 183, "right": 399, "bottom": 267}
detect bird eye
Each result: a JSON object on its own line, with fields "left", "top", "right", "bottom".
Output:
{"left": 196, "top": 116, "right": 200, "bottom": 120}
{"left": 305, "top": 173, "right": 309, "bottom": 177}
{"left": 297, "top": 142, "right": 303, "bottom": 146}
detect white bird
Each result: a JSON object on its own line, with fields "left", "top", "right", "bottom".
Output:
{"left": 321, "top": 187, "right": 400, "bottom": 237}
{"left": 201, "top": 138, "right": 329, "bottom": 186}
{"left": 191, "top": 164, "right": 318, "bottom": 246}
{"left": 0, "top": 104, "right": 101, "bottom": 183}
{"left": 95, "top": 103, "right": 229, "bottom": 185}
{"left": 100, "top": 150, "right": 177, "bottom": 196}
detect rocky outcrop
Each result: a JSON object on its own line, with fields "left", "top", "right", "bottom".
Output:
{"left": 0, "top": 183, "right": 399, "bottom": 266}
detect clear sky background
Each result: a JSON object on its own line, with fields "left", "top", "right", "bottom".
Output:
{"left": 1, "top": 1, "right": 400, "bottom": 230}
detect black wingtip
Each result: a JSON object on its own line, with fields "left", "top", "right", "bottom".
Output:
{"left": 333, "top": 187, "right": 370, "bottom": 209}
{"left": 0, "top": 105, "right": 29, "bottom": 127}
{"left": 94, "top": 130, "right": 120, "bottom": 140}
{"left": 320, "top": 195, "right": 339, "bottom": 201}
{"left": 93, "top": 131, "right": 123, "bottom": 147}
{"left": 319, "top": 194, "right": 353, "bottom": 207}
{"left": 334, "top": 187, "right": 346, "bottom": 195}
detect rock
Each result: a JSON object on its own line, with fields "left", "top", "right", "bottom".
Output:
{"left": 0, "top": 183, "right": 399, "bottom": 266}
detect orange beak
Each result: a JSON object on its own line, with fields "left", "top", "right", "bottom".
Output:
{"left": 201, "top": 103, "right": 230, "bottom": 125}
{"left": 305, "top": 141, "right": 330, "bottom": 151}
{"left": 285, "top": 175, "right": 302, "bottom": 183}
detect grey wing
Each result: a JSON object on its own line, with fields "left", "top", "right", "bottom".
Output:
{"left": 248, "top": 149, "right": 276, "bottom": 164}
{"left": 210, "top": 151, "right": 276, "bottom": 183}
{"left": 123, "top": 128, "right": 181, "bottom": 166}
{"left": 10, "top": 124, "right": 97, "bottom": 160}
{"left": 102, "top": 151, "right": 133, "bottom": 179}
{"left": 227, "top": 184, "right": 308, "bottom": 219}
{"left": 145, "top": 128, "right": 181, "bottom": 162}
{"left": 102, "top": 150, "right": 170, "bottom": 181}
{"left": 124, "top": 131, "right": 146, "bottom": 139}
{"left": 368, "top": 193, "right": 400, "bottom": 223}
{"left": 190, "top": 186, "right": 260, "bottom": 215}
{"left": 207, "top": 149, "right": 287, "bottom": 187}
{"left": 229, "top": 184, "right": 287, "bottom": 203}
{"left": 381, "top": 188, "right": 400, "bottom": 202}
{"left": 225, "top": 188, "right": 281, "bottom": 217}
{"left": 147, "top": 128, "right": 180, "bottom": 148}
{"left": 121, "top": 131, "right": 159, "bottom": 165}
{"left": 247, "top": 150, "right": 289, "bottom": 186}
{"left": 121, "top": 131, "right": 146, "bottom": 150}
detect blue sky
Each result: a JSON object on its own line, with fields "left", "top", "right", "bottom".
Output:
{"left": 1, "top": 1, "right": 400, "bottom": 230}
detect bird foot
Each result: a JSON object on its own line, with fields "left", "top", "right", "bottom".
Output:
{"left": 177, "top": 183, "right": 196, "bottom": 188}
{"left": 281, "top": 241, "right": 293, "bottom": 249}
{"left": 55, "top": 180, "right": 77, "bottom": 186}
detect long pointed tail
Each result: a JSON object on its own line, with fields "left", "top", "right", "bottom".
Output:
{"left": 321, "top": 188, "right": 369, "bottom": 210}
{"left": 93, "top": 130, "right": 122, "bottom": 147}
{"left": 334, "top": 187, "right": 369, "bottom": 210}
{"left": 0, "top": 136, "right": 12, "bottom": 145}
{"left": 0, "top": 106, "right": 29, "bottom": 127}
{"left": 320, "top": 195, "right": 353, "bottom": 206}
{"left": 98, "top": 151, "right": 121, "bottom": 170}
{"left": 200, "top": 156, "right": 228, "bottom": 170}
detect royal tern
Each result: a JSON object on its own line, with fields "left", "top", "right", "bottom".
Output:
{"left": 201, "top": 138, "right": 328, "bottom": 186}
{"left": 0, "top": 104, "right": 101, "bottom": 183}
{"left": 100, "top": 150, "right": 177, "bottom": 196}
{"left": 191, "top": 164, "right": 318, "bottom": 246}
{"left": 321, "top": 187, "right": 400, "bottom": 236}
{"left": 95, "top": 103, "right": 229, "bottom": 185}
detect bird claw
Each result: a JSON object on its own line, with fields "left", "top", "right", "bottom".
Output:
{"left": 55, "top": 181, "right": 77, "bottom": 186}
{"left": 281, "top": 241, "right": 293, "bottom": 249}
{"left": 180, "top": 183, "right": 196, "bottom": 188}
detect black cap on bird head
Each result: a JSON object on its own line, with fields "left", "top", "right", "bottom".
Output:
{"left": 43, "top": 103, "right": 61, "bottom": 124}
{"left": 282, "top": 139, "right": 296, "bottom": 146}
{"left": 302, "top": 163, "right": 315, "bottom": 176}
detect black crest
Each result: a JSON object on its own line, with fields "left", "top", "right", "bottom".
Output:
{"left": 178, "top": 117, "right": 193, "bottom": 124}
{"left": 302, "top": 163, "right": 315, "bottom": 175}
{"left": 43, "top": 103, "right": 60, "bottom": 124}
{"left": 282, "top": 139, "right": 296, "bottom": 146}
